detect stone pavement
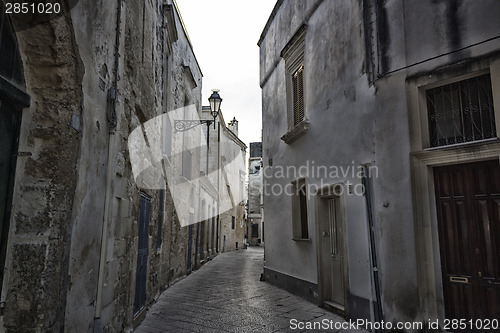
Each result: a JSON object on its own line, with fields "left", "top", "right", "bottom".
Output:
{"left": 134, "top": 247, "right": 367, "bottom": 333}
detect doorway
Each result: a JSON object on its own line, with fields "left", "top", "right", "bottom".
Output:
{"left": 0, "top": 7, "right": 29, "bottom": 295}
{"left": 187, "top": 214, "right": 193, "bottom": 272}
{"left": 134, "top": 193, "right": 151, "bottom": 316}
{"left": 0, "top": 100, "right": 21, "bottom": 293}
{"left": 434, "top": 160, "right": 500, "bottom": 322}
{"left": 316, "top": 187, "right": 348, "bottom": 313}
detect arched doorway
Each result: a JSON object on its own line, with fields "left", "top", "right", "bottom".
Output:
{"left": 0, "top": 5, "right": 30, "bottom": 294}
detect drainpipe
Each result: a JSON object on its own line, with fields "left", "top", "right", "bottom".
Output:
{"left": 362, "top": 164, "right": 384, "bottom": 331}
{"left": 94, "top": 0, "right": 121, "bottom": 330}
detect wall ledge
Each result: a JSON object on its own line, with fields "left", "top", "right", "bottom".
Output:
{"left": 281, "top": 119, "right": 309, "bottom": 144}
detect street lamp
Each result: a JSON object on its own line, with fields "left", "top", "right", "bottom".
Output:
{"left": 208, "top": 90, "right": 222, "bottom": 128}
{"left": 208, "top": 90, "right": 222, "bottom": 253}
{"left": 173, "top": 89, "right": 222, "bottom": 132}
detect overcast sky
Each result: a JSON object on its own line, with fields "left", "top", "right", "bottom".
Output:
{"left": 175, "top": 0, "right": 277, "bottom": 147}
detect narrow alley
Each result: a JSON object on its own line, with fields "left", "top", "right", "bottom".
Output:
{"left": 135, "top": 247, "right": 366, "bottom": 333}
{"left": 2, "top": 0, "right": 500, "bottom": 331}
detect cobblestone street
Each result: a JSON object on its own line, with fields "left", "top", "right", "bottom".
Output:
{"left": 135, "top": 247, "right": 366, "bottom": 333}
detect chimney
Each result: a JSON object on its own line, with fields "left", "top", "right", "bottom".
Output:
{"left": 228, "top": 117, "right": 238, "bottom": 136}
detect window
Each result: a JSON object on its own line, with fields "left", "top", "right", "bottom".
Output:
{"left": 292, "top": 64, "right": 305, "bottom": 126}
{"left": 292, "top": 178, "right": 309, "bottom": 240}
{"left": 262, "top": 222, "right": 264, "bottom": 242}
{"left": 426, "top": 73, "right": 496, "bottom": 147}
{"left": 249, "top": 163, "right": 260, "bottom": 174}
{"left": 280, "top": 24, "right": 309, "bottom": 144}
{"left": 231, "top": 216, "right": 235, "bottom": 230}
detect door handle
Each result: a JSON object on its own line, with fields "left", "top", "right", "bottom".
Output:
{"left": 322, "top": 231, "right": 329, "bottom": 236}
{"left": 478, "top": 271, "right": 482, "bottom": 278}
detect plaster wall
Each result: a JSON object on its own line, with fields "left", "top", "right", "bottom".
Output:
{"left": 219, "top": 136, "right": 246, "bottom": 252}
{"left": 260, "top": 0, "right": 500, "bottom": 325}
{"left": 261, "top": 0, "right": 376, "bottom": 304}
{"left": 260, "top": 0, "right": 418, "bottom": 323}
{"left": 403, "top": 0, "right": 500, "bottom": 71}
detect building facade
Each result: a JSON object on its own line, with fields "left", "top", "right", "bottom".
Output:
{"left": 247, "top": 142, "right": 263, "bottom": 246}
{"left": 259, "top": 0, "right": 500, "bottom": 329}
{"left": 0, "top": 0, "right": 238, "bottom": 331}
{"left": 200, "top": 107, "right": 247, "bottom": 254}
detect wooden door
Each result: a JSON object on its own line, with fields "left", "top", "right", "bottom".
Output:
{"left": 134, "top": 193, "right": 151, "bottom": 315}
{"left": 318, "top": 196, "right": 346, "bottom": 312}
{"left": 0, "top": 100, "right": 21, "bottom": 293}
{"left": 434, "top": 160, "right": 500, "bottom": 324}
{"left": 328, "top": 198, "right": 345, "bottom": 308}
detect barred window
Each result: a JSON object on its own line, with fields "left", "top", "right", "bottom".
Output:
{"left": 292, "top": 65, "right": 304, "bottom": 126}
{"left": 426, "top": 74, "right": 496, "bottom": 148}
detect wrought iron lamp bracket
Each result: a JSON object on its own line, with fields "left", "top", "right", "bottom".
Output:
{"left": 174, "top": 119, "right": 213, "bottom": 132}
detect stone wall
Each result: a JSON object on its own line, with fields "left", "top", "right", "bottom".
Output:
{"left": 3, "top": 5, "right": 84, "bottom": 331}
{"left": 1, "top": 0, "right": 210, "bottom": 331}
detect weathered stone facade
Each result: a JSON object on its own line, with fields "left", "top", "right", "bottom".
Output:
{"left": 0, "top": 0, "right": 238, "bottom": 331}
{"left": 259, "top": 0, "right": 500, "bottom": 329}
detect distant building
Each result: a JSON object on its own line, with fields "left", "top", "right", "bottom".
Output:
{"left": 200, "top": 107, "right": 247, "bottom": 254}
{"left": 250, "top": 142, "right": 262, "bottom": 158}
{"left": 247, "top": 142, "right": 263, "bottom": 246}
{"left": 259, "top": 0, "right": 500, "bottom": 328}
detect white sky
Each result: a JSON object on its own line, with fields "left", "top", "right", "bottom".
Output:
{"left": 175, "top": 0, "right": 277, "bottom": 147}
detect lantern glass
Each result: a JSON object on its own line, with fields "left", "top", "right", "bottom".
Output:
{"left": 209, "top": 90, "right": 222, "bottom": 118}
